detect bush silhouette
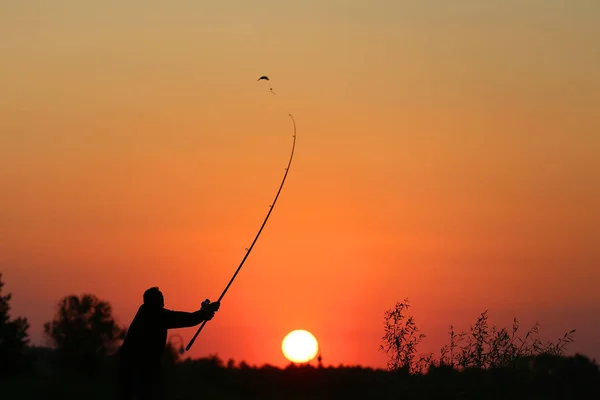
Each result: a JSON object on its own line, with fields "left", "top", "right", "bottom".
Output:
{"left": 381, "top": 298, "right": 577, "bottom": 374}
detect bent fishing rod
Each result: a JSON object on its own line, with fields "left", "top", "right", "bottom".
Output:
{"left": 186, "top": 113, "right": 297, "bottom": 351}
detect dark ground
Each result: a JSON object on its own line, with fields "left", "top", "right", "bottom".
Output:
{"left": 2, "top": 347, "right": 599, "bottom": 400}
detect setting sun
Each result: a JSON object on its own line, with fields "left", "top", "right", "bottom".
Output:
{"left": 281, "top": 330, "right": 319, "bottom": 363}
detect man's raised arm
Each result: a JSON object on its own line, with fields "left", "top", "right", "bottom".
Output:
{"left": 162, "top": 302, "right": 220, "bottom": 329}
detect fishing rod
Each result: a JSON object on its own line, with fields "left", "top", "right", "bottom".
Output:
{"left": 186, "top": 113, "right": 297, "bottom": 351}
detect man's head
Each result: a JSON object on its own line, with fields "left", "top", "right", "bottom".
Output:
{"left": 143, "top": 287, "right": 164, "bottom": 308}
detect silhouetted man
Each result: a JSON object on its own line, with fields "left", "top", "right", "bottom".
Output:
{"left": 118, "top": 286, "right": 220, "bottom": 399}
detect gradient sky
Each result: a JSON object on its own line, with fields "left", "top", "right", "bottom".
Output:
{"left": 1, "top": 0, "right": 599, "bottom": 368}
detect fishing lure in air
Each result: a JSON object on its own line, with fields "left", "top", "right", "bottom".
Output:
{"left": 258, "top": 75, "right": 276, "bottom": 95}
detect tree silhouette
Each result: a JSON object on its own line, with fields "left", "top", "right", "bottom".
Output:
{"left": 43, "top": 293, "right": 126, "bottom": 373}
{"left": 0, "top": 273, "right": 30, "bottom": 377}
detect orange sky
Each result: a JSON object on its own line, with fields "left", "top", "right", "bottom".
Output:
{"left": 1, "top": 1, "right": 599, "bottom": 368}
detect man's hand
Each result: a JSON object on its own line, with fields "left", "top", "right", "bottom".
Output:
{"left": 200, "top": 299, "right": 220, "bottom": 321}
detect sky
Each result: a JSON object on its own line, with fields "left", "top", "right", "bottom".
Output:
{"left": 1, "top": 0, "right": 599, "bottom": 369}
